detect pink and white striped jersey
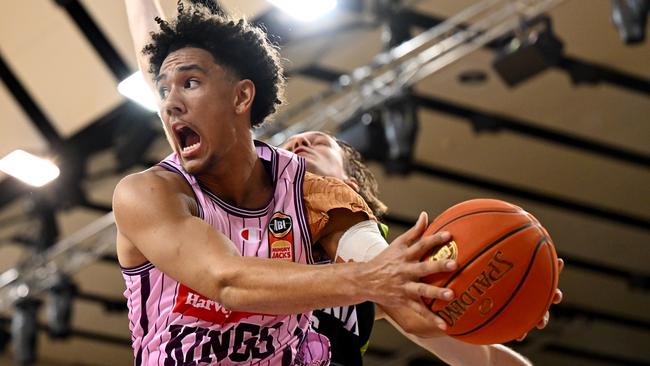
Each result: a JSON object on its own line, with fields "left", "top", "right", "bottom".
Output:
{"left": 121, "top": 141, "right": 330, "bottom": 366}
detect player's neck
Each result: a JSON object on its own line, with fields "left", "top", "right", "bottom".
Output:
{"left": 198, "top": 142, "right": 274, "bottom": 210}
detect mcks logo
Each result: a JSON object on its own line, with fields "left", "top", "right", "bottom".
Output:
{"left": 267, "top": 212, "right": 295, "bottom": 261}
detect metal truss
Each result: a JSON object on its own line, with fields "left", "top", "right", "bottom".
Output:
{"left": 0, "top": 213, "right": 116, "bottom": 312}
{"left": 255, "top": 0, "right": 567, "bottom": 145}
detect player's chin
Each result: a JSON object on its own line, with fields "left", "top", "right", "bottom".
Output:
{"left": 181, "top": 157, "right": 208, "bottom": 175}
{"left": 303, "top": 159, "right": 320, "bottom": 175}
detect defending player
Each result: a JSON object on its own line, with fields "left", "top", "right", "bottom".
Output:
{"left": 282, "top": 131, "right": 563, "bottom": 366}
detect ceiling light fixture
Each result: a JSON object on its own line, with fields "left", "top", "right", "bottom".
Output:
{"left": 267, "top": 0, "right": 337, "bottom": 22}
{"left": 0, "top": 150, "right": 60, "bottom": 187}
{"left": 117, "top": 71, "right": 158, "bottom": 112}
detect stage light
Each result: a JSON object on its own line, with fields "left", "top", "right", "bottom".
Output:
{"left": 0, "top": 322, "right": 9, "bottom": 355}
{"left": 267, "top": 0, "right": 337, "bottom": 22}
{"left": 337, "top": 96, "right": 418, "bottom": 174}
{"left": 611, "top": 0, "right": 649, "bottom": 44}
{"left": 117, "top": 71, "right": 158, "bottom": 112}
{"left": 0, "top": 150, "right": 60, "bottom": 187}
{"left": 11, "top": 299, "right": 40, "bottom": 365}
{"left": 492, "top": 17, "right": 564, "bottom": 87}
{"left": 46, "top": 276, "right": 75, "bottom": 339}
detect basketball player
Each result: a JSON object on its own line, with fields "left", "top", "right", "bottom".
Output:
{"left": 116, "top": 1, "right": 459, "bottom": 364}
{"left": 282, "top": 131, "right": 564, "bottom": 366}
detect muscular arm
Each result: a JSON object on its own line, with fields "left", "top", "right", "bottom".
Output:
{"left": 113, "top": 170, "right": 449, "bottom": 315}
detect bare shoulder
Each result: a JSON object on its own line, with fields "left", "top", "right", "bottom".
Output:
{"left": 113, "top": 166, "right": 199, "bottom": 235}
{"left": 114, "top": 166, "right": 194, "bottom": 211}
{"left": 113, "top": 167, "right": 194, "bottom": 268}
{"left": 114, "top": 166, "right": 185, "bottom": 199}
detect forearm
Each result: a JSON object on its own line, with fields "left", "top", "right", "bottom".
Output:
{"left": 115, "top": 173, "right": 376, "bottom": 316}
{"left": 215, "top": 256, "right": 371, "bottom": 314}
{"left": 124, "top": 0, "right": 165, "bottom": 86}
{"left": 116, "top": 176, "right": 450, "bottom": 320}
{"left": 386, "top": 317, "right": 532, "bottom": 366}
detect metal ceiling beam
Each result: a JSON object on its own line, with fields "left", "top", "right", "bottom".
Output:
{"left": 262, "top": 3, "right": 650, "bottom": 97}
{"left": 286, "top": 65, "right": 347, "bottom": 82}
{"left": 295, "top": 64, "right": 650, "bottom": 169}
{"left": 54, "top": 0, "right": 131, "bottom": 81}
{"left": 411, "top": 94, "right": 650, "bottom": 168}
{"left": 557, "top": 55, "right": 650, "bottom": 96}
{"left": 409, "top": 160, "right": 650, "bottom": 231}
{"left": 0, "top": 50, "right": 63, "bottom": 151}
{"left": 403, "top": 9, "right": 650, "bottom": 96}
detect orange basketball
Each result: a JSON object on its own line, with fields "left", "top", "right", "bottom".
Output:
{"left": 421, "top": 198, "right": 559, "bottom": 345}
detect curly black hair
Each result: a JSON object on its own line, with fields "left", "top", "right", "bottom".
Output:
{"left": 143, "top": 1, "right": 285, "bottom": 126}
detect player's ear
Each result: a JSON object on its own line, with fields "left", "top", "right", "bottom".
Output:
{"left": 234, "top": 79, "right": 255, "bottom": 115}
{"left": 343, "top": 177, "right": 359, "bottom": 192}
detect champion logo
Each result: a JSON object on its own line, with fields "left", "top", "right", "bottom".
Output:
{"left": 240, "top": 227, "right": 262, "bottom": 243}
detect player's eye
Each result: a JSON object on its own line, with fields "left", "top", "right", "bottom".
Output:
{"left": 312, "top": 138, "right": 327, "bottom": 146}
{"left": 158, "top": 87, "right": 169, "bottom": 99}
{"left": 184, "top": 79, "right": 199, "bottom": 89}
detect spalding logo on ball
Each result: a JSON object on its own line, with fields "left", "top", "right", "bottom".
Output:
{"left": 422, "top": 198, "right": 559, "bottom": 345}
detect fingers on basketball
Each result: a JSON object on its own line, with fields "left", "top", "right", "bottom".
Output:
{"left": 402, "top": 212, "right": 429, "bottom": 243}
{"left": 406, "top": 281, "right": 453, "bottom": 302}
{"left": 406, "top": 231, "right": 451, "bottom": 259}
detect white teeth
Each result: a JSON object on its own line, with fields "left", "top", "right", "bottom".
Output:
{"left": 182, "top": 142, "right": 200, "bottom": 152}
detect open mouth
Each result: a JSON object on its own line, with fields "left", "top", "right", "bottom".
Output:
{"left": 173, "top": 124, "right": 201, "bottom": 155}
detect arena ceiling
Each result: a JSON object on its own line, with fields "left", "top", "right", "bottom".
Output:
{"left": 0, "top": 0, "right": 648, "bottom": 365}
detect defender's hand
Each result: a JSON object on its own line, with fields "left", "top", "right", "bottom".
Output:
{"left": 517, "top": 258, "right": 564, "bottom": 341}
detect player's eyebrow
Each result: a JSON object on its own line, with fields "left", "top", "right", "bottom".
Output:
{"left": 155, "top": 64, "right": 208, "bottom": 84}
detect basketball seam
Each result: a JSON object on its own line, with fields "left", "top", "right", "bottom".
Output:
{"left": 431, "top": 209, "right": 527, "bottom": 234}
{"left": 539, "top": 236, "right": 558, "bottom": 320}
{"left": 427, "top": 222, "right": 537, "bottom": 308}
{"left": 449, "top": 237, "right": 549, "bottom": 337}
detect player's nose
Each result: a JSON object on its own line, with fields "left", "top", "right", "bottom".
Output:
{"left": 288, "top": 135, "right": 311, "bottom": 151}
{"left": 162, "top": 88, "right": 187, "bottom": 118}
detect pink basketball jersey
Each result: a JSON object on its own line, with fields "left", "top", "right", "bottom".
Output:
{"left": 121, "top": 141, "right": 330, "bottom": 365}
